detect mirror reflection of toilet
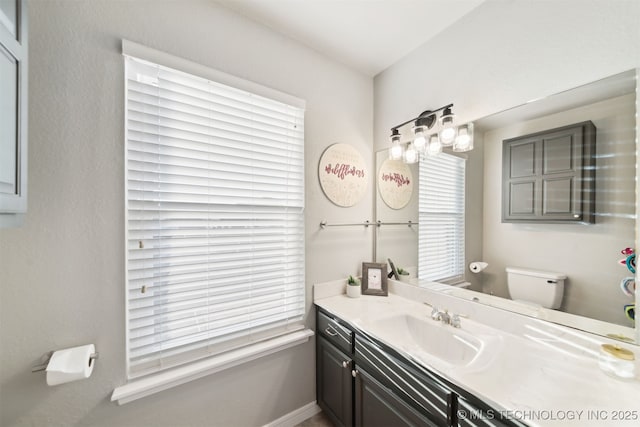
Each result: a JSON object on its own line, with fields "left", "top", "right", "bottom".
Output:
{"left": 506, "top": 267, "right": 566, "bottom": 309}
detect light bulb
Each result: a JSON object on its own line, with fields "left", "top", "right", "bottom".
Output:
{"left": 389, "top": 143, "right": 403, "bottom": 160}
{"left": 453, "top": 123, "right": 474, "bottom": 152}
{"left": 427, "top": 134, "right": 442, "bottom": 156}
{"left": 439, "top": 108, "right": 456, "bottom": 146}
{"left": 389, "top": 129, "right": 403, "bottom": 160}
{"left": 404, "top": 142, "right": 418, "bottom": 164}
{"left": 440, "top": 120, "right": 456, "bottom": 145}
{"left": 413, "top": 126, "right": 426, "bottom": 151}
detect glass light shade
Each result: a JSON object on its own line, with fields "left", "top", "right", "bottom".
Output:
{"left": 389, "top": 129, "right": 403, "bottom": 159}
{"left": 426, "top": 134, "right": 442, "bottom": 156}
{"left": 403, "top": 142, "right": 418, "bottom": 164}
{"left": 413, "top": 126, "right": 427, "bottom": 151}
{"left": 453, "top": 123, "right": 474, "bottom": 152}
{"left": 389, "top": 142, "right": 404, "bottom": 160}
{"left": 439, "top": 107, "right": 456, "bottom": 146}
{"left": 439, "top": 115, "right": 456, "bottom": 146}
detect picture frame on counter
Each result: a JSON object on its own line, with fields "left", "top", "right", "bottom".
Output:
{"left": 361, "top": 262, "right": 388, "bottom": 296}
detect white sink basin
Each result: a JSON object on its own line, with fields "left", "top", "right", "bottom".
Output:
{"left": 366, "top": 314, "right": 483, "bottom": 367}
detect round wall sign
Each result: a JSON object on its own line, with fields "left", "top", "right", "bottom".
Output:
{"left": 318, "top": 143, "right": 368, "bottom": 207}
{"left": 377, "top": 159, "right": 413, "bottom": 210}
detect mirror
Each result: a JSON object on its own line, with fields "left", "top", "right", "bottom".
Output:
{"left": 375, "top": 69, "right": 638, "bottom": 343}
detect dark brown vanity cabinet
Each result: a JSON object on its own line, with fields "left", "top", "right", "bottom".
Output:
{"left": 316, "top": 307, "right": 527, "bottom": 427}
{"left": 502, "top": 121, "right": 596, "bottom": 223}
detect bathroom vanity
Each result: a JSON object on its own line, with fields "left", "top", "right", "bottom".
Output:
{"left": 316, "top": 307, "right": 522, "bottom": 427}
{"left": 314, "top": 279, "right": 640, "bottom": 427}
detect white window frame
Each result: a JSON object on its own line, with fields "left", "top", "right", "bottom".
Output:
{"left": 418, "top": 153, "right": 466, "bottom": 284}
{"left": 114, "top": 41, "right": 310, "bottom": 404}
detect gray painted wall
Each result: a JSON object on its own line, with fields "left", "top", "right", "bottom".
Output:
{"left": 0, "top": 1, "right": 373, "bottom": 425}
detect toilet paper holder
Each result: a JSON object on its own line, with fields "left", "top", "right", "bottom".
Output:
{"left": 31, "top": 349, "right": 99, "bottom": 373}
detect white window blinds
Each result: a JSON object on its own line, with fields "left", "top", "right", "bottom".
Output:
{"left": 124, "top": 55, "right": 305, "bottom": 378}
{"left": 418, "top": 153, "right": 466, "bottom": 284}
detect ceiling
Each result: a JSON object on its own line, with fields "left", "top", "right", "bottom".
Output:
{"left": 214, "top": 0, "right": 485, "bottom": 76}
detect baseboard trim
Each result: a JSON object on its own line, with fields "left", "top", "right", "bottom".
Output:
{"left": 264, "top": 401, "right": 322, "bottom": 427}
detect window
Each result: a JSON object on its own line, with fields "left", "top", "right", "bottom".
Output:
{"left": 418, "top": 153, "right": 466, "bottom": 284}
{"left": 124, "top": 54, "right": 305, "bottom": 378}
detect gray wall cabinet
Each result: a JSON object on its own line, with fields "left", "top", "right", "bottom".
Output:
{"left": 315, "top": 307, "right": 526, "bottom": 427}
{"left": 0, "top": 0, "right": 28, "bottom": 225}
{"left": 502, "top": 121, "right": 596, "bottom": 223}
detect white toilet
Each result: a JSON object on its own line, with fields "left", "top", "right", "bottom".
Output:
{"left": 505, "top": 267, "right": 566, "bottom": 309}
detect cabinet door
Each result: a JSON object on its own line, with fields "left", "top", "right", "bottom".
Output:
{"left": 355, "top": 335, "right": 452, "bottom": 426}
{"left": 502, "top": 121, "right": 595, "bottom": 223}
{"left": 0, "top": 0, "right": 27, "bottom": 215}
{"left": 355, "top": 367, "right": 438, "bottom": 427}
{"left": 503, "top": 139, "right": 538, "bottom": 219}
{"left": 317, "top": 336, "right": 353, "bottom": 427}
{"left": 539, "top": 126, "right": 584, "bottom": 221}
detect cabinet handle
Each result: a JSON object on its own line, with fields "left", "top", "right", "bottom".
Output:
{"left": 342, "top": 361, "right": 349, "bottom": 368}
{"left": 324, "top": 325, "right": 338, "bottom": 336}
{"left": 351, "top": 369, "right": 358, "bottom": 378}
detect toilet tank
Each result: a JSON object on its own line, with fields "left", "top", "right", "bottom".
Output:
{"left": 506, "top": 267, "right": 567, "bottom": 309}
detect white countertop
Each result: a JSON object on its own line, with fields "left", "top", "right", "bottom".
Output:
{"left": 314, "top": 280, "right": 640, "bottom": 427}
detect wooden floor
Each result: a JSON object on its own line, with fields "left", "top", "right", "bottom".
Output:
{"left": 294, "top": 411, "right": 334, "bottom": 427}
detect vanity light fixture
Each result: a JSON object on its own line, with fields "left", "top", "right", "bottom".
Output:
{"left": 389, "top": 103, "right": 474, "bottom": 162}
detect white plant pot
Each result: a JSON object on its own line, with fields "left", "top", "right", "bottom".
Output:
{"left": 399, "top": 273, "right": 411, "bottom": 283}
{"left": 346, "top": 285, "right": 361, "bottom": 298}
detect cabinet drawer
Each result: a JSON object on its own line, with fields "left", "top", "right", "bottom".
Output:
{"left": 355, "top": 334, "right": 452, "bottom": 426}
{"left": 318, "top": 310, "right": 353, "bottom": 355}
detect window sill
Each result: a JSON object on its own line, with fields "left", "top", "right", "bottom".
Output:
{"left": 111, "top": 328, "right": 314, "bottom": 405}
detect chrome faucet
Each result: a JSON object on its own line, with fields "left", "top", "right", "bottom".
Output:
{"left": 430, "top": 307, "right": 450, "bottom": 324}
{"left": 425, "top": 302, "right": 466, "bottom": 328}
{"left": 438, "top": 310, "right": 451, "bottom": 325}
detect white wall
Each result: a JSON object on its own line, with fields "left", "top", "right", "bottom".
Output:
{"left": 374, "top": 1, "right": 640, "bottom": 291}
{"left": 0, "top": 1, "right": 373, "bottom": 426}
{"left": 374, "top": 0, "right": 640, "bottom": 152}
{"left": 482, "top": 94, "right": 636, "bottom": 325}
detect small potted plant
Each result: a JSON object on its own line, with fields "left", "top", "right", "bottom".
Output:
{"left": 346, "top": 275, "right": 361, "bottom": 298}
{"left": 397, "top": 268, "right": 411, "bottom": 283}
